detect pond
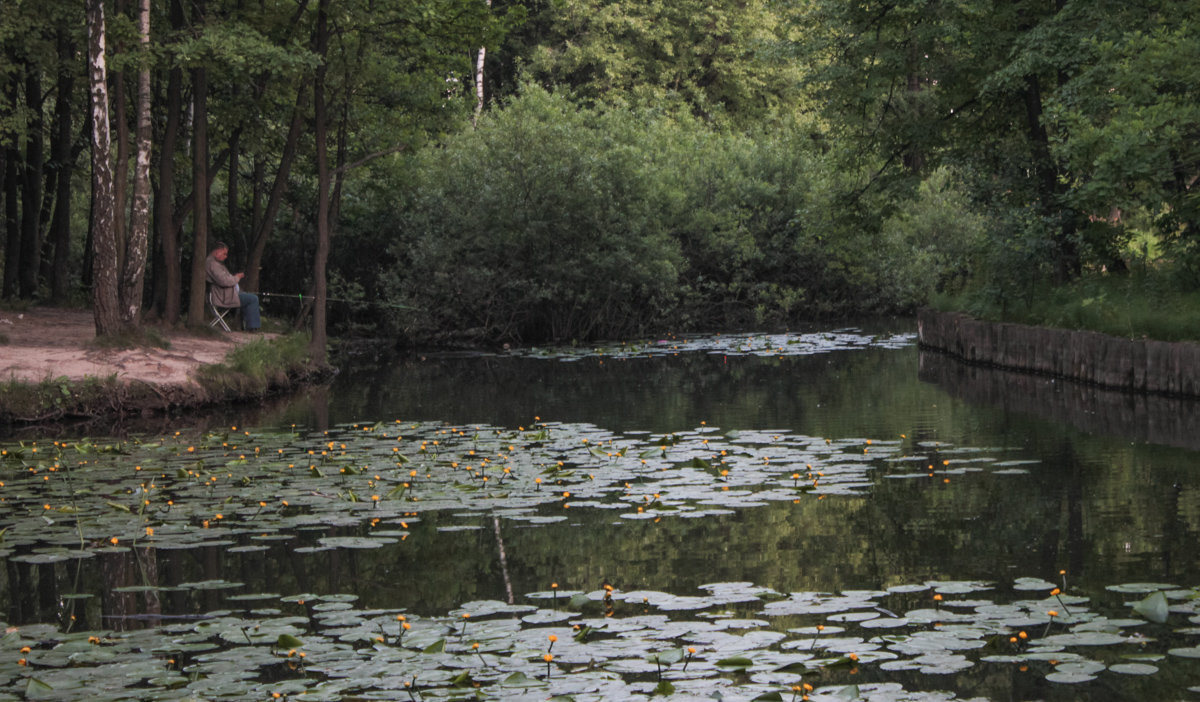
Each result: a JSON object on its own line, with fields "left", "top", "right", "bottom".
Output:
{"left": 2, "top": 321, "right": 1199, "bottom": 701}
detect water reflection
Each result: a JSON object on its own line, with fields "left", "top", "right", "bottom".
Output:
{"left": 3, "top": 324, "right": 1200, "bottom": 700}
{"left": 920, "top": 348, "right": 1200, "bottom": 451}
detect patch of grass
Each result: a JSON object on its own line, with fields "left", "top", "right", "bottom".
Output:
{"left": 939, "top": 269, "right": 1200, "bottom": 341}
{"left": 196, "top": 332, "right": 325, "bottom": 397}
{"left": 89, "top": 324, "right": 172, "bottom": 350}
{"left": 0, "top": 375, "right": 119, "bottom": 423}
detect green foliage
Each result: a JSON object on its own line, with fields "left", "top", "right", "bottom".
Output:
{"left": 382, "top": 87, "right": 686, "bottom": 343}
{"left": 0, "top": 375, "right": 116, "bottom": 423}
{"left": 1045, "top": 8, "right": 1200, "bottom": 263}
{"left": 876, "top": 168, "right": 987, "bottom": 309}
{"left": 372, "top": 88, "right": 918, "bottom": 344}
{"left": 945, "top": 265, "right": 1200, "bottom": 342}
{"left": 196, "top": 333, "right": 319, "bottom": 396}
{"left": 8, "top": 0, "right": 1197, "bottom": 344}
{"left": 511, "top": 0, "right": 810, "bottom": 127}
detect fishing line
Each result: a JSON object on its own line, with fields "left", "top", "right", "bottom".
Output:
{"left": 255, "top": 291, "right": 420, "bottom": 309}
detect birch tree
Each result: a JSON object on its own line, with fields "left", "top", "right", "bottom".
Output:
{"left": 120, "top": 0, "right": 152, "bottom": 325}
{"left": 86, "top": 0, "right": 120, "bottom": 336}
{"left": 473, "top": 0, "right": 491, "bottom": 127}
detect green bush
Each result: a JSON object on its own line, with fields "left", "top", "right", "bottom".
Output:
{"left": 383, "top": 87, "right": 684, "bottom": 343}
{"left": 370, "top": 88, "right": 935, "bottom": 344}
{"left": 876, "top": 167, "right": 987, "bottom": 309}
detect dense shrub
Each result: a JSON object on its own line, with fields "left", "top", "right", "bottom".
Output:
{"left": 365, "top": 88, "right": 962, "bottom": 344}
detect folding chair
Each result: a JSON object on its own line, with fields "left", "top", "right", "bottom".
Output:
{"left": 208, "top": 289, "right": 239, "bottom": 332}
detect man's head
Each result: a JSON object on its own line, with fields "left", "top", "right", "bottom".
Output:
{"left": 211, "top": 242, "right": 229, "bottom": 261}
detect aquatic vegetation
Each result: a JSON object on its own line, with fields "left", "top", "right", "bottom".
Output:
{"left": 510, "top": 329, "right": 916, "bottom": 361}
{"left": 0, "top": 576, "right": 1197, "bottom": 699}
{"left": 0, "top": 420, "right": 1198, "bottom": 699}
{"left": 0, "top": 327, "right": 1197, "bottom": 700}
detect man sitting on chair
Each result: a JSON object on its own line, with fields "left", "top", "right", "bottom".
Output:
{"left": 205, "top": 241, "right": 261, "bottom": 331}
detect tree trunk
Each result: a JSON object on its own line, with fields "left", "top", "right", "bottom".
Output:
{"left": 0, "top": 150, "right": 5, "bottom": 296}
{"left": 228, "top": 128, "right": 241, "bottom": 252}
{"left": 1, "top": 51, "right": 18, "bottom": 299}
{"left": 2, "top": 146, "right": 18, "bottom": 299}
{"left": 155, "top": 0, "right": 186, "bottom": 324}
{"left": 120, "top": 0, "right": 152, "bottom": 326}
{"left": 473, "top": 0, "right": 491, "bottom": 127}
{"left": 187, "top": 0, "right": 210, "bottom": 327}
{"left": 87, "top": 0, "right": 121, "bottom": 336}
{"left": 49, "top": 28, "right": 76, "bottom": 302}
{"left": 19, "top": 65, "right": 44, "bottom": 299}
{"left": 310, "top": 0, "right": 331, "bottom": 363}
{"left": 112, "top": 0, "right": 130, "bottom": 273}
{"left": 243, "top": 92, "right": 307, "bottom": 294}
{"left": 187, "top": 62, "right": 210, "bottom": 326}
{"left": 1023, "top": 74, "right": 1078, "bottom": 282}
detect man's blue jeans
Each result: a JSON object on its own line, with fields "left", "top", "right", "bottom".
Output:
{"left": 238, "top": 292, "right": 261, "bottom": 330}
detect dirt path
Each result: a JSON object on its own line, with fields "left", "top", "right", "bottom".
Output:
{"left": 0, "top": 307, "right": 255, "bottom": 386}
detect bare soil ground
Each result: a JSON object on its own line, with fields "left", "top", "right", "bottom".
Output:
{"left": 0, "top": 307, "right": 255, "bottom": 386}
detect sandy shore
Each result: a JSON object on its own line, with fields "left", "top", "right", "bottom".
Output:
{"left": 0, "top": 307, "right": 255, "bottom": 386}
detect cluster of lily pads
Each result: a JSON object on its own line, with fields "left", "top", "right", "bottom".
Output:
{"left": 2, "top": 574, "right": 1198, "bottom": 700}
{"left": 1, "top": 416, "right": 1197, "bottom": 699}
{"left": 508, "top": 329, "right": 916, "bottom": 360}
{"left": 1, "top": 417, "right": 1034, "bottom": 560}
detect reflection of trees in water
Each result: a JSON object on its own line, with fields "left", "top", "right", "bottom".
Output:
{"left": 101, "top": 547, "right": 161, "bottom": 631}
{"left": 319, "top": 347, "right": 922, "bottom": 435}
{"left": 919, "top": 349, "right": 1200, "bottom": 451}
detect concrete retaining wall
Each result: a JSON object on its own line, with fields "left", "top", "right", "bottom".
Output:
{"left": 917, "top": 308, "right": 1200, "bottom": 397}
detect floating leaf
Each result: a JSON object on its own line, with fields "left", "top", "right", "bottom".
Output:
{"left": 652, "top": 680, "right": 675, "bottom": 696}
{"left": 1132, "top": 591, "right": 1169, "bottom": 624}
{"left": 1109, "top": 663, "right": 1158, "bottom": 675}
{"left": 715, "top": 656, "right": 753, "bottom": 670}
{"left": 647, "top": 648, "right": 684, "bottom": 665}
{"left": 501, "top": 672, "right": 545, "bottom": 687}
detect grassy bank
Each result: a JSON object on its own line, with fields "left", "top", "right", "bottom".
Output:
{"left": 0, "top": 333, "right": 332, "bottom": 426}
{"left": 195, "top": 332, "right": 333, "bottom": 400}
{"left": 938, "top": 269, "right": 1200, "bottom": 342}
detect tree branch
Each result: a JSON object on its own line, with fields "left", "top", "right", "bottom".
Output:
{"left": 331, "top": 144, "right": 407, "bottom": 176}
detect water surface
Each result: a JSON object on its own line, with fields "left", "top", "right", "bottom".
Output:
{"left": 3, "top": 322, "right": 1199, "bottom": 700}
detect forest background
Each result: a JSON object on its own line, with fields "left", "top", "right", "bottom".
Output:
{"left": 1, "top": 0, "right": 1198, "bottom": 358}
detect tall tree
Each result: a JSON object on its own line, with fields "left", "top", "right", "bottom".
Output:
{"left": 19, "top": 54, "right": 44, "bottom": 298}
{"left": 796, "top": 0, "right": 1110, "bottom": 279}
{"left": 154, "top": 0, "right": 186, "bottom": 324}
{"left": 186, "top": 0, "right": 210, "bottom": 327}
{"left": 86, "top": 0, "right": 120, "bottom": 335}
{"left": 2, "top": 103, "right": 18, "bottom": 298}
{"left": 474, "top": 0, "right": 492, "bottom": 126}
{"left": 48, "top": 26, "right": 77, "bottom": 302}
{"left": 120, "top": 0, "right": 152, "bottom": 324}
{"left": 110, "top": 0, "right": 130, "bottom": 268}
{"left": 310, "top": 0, "right": 331, "bottom": 362}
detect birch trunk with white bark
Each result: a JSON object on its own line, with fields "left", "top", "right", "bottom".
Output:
{"left": 87, "top": 0, "right": 121, "bottom": 336}
{"left": 121, "top": 0, "right": 152, "bottom": 325}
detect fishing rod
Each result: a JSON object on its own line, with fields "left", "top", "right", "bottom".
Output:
{"left": 258, "top": 292, "right": 422, "bottom": 311}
